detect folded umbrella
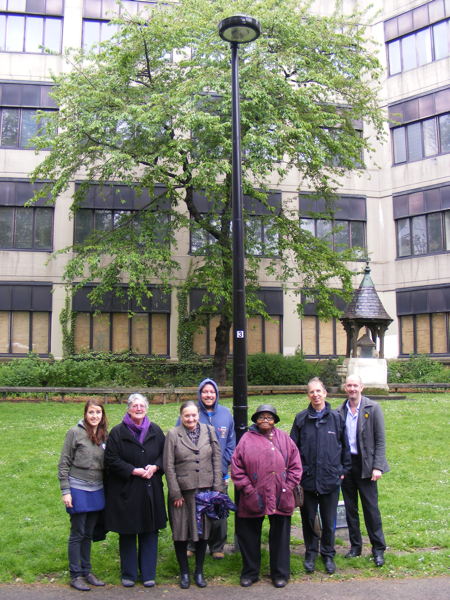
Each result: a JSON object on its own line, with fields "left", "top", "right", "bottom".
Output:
{"left": 195, "top": 491, "right": 236, "bottom": 535}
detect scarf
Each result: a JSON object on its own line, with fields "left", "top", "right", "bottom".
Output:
{"left": 123, "top": 412, "right": 151, "bottom": 444}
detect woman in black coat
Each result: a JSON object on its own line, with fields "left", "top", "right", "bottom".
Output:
{"left": 104, "top": 394, "right": 167, "bottom": 588}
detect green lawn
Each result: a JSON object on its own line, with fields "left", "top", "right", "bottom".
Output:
{"left": 0, "top": 394, "right": 448, "bottom": 584}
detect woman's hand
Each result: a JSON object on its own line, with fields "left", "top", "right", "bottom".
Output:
{"left": 132, "top": 467, "right": 147, "bottom": 478}
{"left": 62, "top": 493, "right": 73, "bottom": 508}
{"left": 143, "top": 464, "right": 158, "bottom": 479}
{"left": 133, "top": 465, "right": 159, "bottom": 479}
{"left": 173, "top": 497, "right": 184, "bottom": 508}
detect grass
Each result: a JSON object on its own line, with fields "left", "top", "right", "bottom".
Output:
{"left": 0, "top": 393, "right": 448, "bottom": 585}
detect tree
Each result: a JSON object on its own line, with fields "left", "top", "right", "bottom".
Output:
{"left": 31, "top": 0, "right": 384, "bottom": 383}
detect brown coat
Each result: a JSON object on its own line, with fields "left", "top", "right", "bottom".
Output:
{"left": 163, "top": 423, "right": 222, "bottom": 541}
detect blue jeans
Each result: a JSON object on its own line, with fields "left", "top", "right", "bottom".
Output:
{"left": 119, "top": 532, "right": 159, "bottom": 582}
{"left": 68, "top": 511, "right": 99, "bottom": 579}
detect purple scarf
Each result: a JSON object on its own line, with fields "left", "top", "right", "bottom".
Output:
{"left": 123, "top": 412, "right": 151, "bottom": 444}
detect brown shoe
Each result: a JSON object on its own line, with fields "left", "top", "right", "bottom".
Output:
{"left": 212, "top": 552, "right": 225, "bottom": 559}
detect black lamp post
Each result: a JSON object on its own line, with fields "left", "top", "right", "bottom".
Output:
{"left": 218, "top": 15, "right": 261, "bottom": 443}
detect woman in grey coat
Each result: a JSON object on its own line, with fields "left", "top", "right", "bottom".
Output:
{"left": 58, "top": 400, "right": 108, "bottom": 591}
{"left": 163, "top": 401, "right": 222, "bottom": 589}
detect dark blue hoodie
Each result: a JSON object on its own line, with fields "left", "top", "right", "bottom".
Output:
{"left": 197, "top": 378, "right": 236, "bottom": 479}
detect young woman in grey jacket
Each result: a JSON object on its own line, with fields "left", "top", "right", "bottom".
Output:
{"left": 58, "top": 400, "right": 108, "bottom": 591}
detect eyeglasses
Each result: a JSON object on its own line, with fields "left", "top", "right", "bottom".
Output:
{"left": 257, "top": 415, "right": 275, "bottom": 421}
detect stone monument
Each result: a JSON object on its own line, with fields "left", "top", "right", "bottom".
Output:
{"left": 339, "top": 263, "right": 393, "bottom": 391}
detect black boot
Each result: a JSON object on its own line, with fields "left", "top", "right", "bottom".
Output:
{"left": 179, "top": 573, "right": 190, "bottom": 589}
{"left": 174, "top": 541, "right": 190, "bottom": 589}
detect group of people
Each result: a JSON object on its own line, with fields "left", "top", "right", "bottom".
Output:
{"left": 58, "top": 374, "right": 389, "bottom": 590}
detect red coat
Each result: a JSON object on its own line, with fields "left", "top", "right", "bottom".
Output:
{"left": 231, "top": 426, "right": 302, "bottom": 518}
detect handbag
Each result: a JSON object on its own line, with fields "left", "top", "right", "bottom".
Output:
{"left": 292, "top": 483, "right": 304, "bottom": 508}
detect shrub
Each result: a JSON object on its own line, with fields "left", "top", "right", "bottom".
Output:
{"left": 0, "top": 354, "right": 56, "bottom": 386}
{"left": 388, "top": 355, "right": 450, "bottom": 383}
{"left": 0, "top": 353, "right": 214, "bottom": 388}
{"left": 316, "top": 358, "right": 342, "bottom": 388}
{"left": 247, "top": 353, "right": 317, "bottom": 385}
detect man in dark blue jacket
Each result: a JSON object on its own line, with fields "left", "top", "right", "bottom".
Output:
{"left": 178, "top": 378, "right": 235, "bottom": 558}
{"left": 290, "top": 377, "right": 351, "bottom": 575}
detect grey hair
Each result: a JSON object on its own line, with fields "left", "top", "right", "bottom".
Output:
{"left": 307, "top": 377, "right": 326, "bottom": 391}
{"left": 127, "top": 393, "right": 149, "bottom": 410}
{"left": 345, "top": 374, "right": 363, "bottom": 385}
{"left": 179, "top": 400, "right": 197, "bottom": 414}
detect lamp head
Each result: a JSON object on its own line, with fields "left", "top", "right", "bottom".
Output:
{"left": 218, "top": 14, "right": 261, "bottom": 44}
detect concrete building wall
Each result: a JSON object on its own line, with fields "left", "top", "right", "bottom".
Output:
{"left": 0, "top": 0, "right": 449, "bottom": 361}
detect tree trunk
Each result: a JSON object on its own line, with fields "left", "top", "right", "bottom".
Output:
{"left": 212, "top": 314, "right": 232, "bottom": 385}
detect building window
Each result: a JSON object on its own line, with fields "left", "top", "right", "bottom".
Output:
{"left": 0, "top": 82, "right": 56, "bottom": 149}
{"left": 0, "top": 107, "right": 52, "bottom": 148}
{"left": 397, "top": 285, "right": 450, "bottom": 355}
{"left": 392, "top": 113, "right": 450, "bottom": 163}
{"left": 393, "top": 183, "right": 450, "bottom": 257}
{"left": 0, "top": 0, "right": 63, "bottom": 11}
{"left": 389, "top": 88, "right": 450, "bottom": 164}
{"left": 245, "top": 215, "right": 280, "bottom": 257}
{"left": 385, "top": 1, "right": 450, "bottom": 75}
{"left": 82, "top": 0, "right": 156, "bottom": 51}
{"left": 0, "top": 283, "right": 51, "bottom": 355}
{"left": 83, "top": 0, "right": 155, "bottom": 20}
{"left": 301, "top": 316, "right": 347, "bottom": 358}
{"left": 72, "top": 285, "right": 170, "bottom": 356}
{"left": 82, "top": 19, "right": 120, "bottom": 52}
{"left": 191, "top": 288, "right": 283, "bottom": 356}
{"left": 397, "top": 211, "right": 449, "bottom": 256}
{"left": 0, "top": 8, "right": 62, "bottom": 53}
{"left": 387, "top": 19, "right": 450, "bottom": 75}
{"left": 0, "top": 205, "right": 53, "bottom": 249}
{"left": 300, "top": 218, "right": 366, "bottom": 253}
{"left": 0, "top": 180, "right": 53, "bottom": 250}
{"left": 299, "top": 194, "right": 367, "bottom": 255}
{"left": 73, "top": 183, "right": 169, "bottom": 244}
{"left": 190, "top": 190, "right": 281, "bottom": 257}
{"left": 301, "top": 294, "right": 348, "bottom": 358}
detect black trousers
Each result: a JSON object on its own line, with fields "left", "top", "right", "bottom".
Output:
{"left": 300, "top": 487, "right": 339, "bottom": 558}
{"left": 341, "top": 454, "right": 386, "bottom": 552}
{"left": 235, "top": 514, "right": 291, "bottom": 581}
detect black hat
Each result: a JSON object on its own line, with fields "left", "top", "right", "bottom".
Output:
{"left": 251, "top": 404, "right": 280, "bottom": 424}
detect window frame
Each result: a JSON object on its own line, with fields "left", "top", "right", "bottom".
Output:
{"left": 0, "top": 11, "right": 63, "bottom": 54}
{"left": 72, "top": 284, "right": 171, "bottom": 357}
{"left": 0, "top": 204, "right": 53, "bottom": 250}
{"left": 190, "top": 287, "right": 283, "bottom": 357}
{"left": 391, "top": 112, "right": 450, "bottom": 164}
{"left": 189, "top": 190, "right": 282, "bottom": 257}
{"left": 0, "top": 282, "right": 52, "bottom": 357}
{"left": 395, "top": 209, "right": 449, "bottom": 257}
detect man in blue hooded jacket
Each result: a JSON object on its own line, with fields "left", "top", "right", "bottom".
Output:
{"left": 177, "top": 378, "right": 235, "bottom": 558}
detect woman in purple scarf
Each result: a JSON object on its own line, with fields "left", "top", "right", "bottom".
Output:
{"left": 105, "top": 394, "right": 167, "bottom": 588}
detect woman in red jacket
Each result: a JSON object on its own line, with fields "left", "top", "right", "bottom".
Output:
{"left": 231, "top": 404, "right": 302, "bottom": 589}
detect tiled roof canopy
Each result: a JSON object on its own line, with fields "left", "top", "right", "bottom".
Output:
{"left": 341, "top": 265, "right": 392, "bottom": 323}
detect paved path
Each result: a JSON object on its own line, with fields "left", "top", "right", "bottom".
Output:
{"left": 0, "top": 577, "right": 449, "bottom": 600}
